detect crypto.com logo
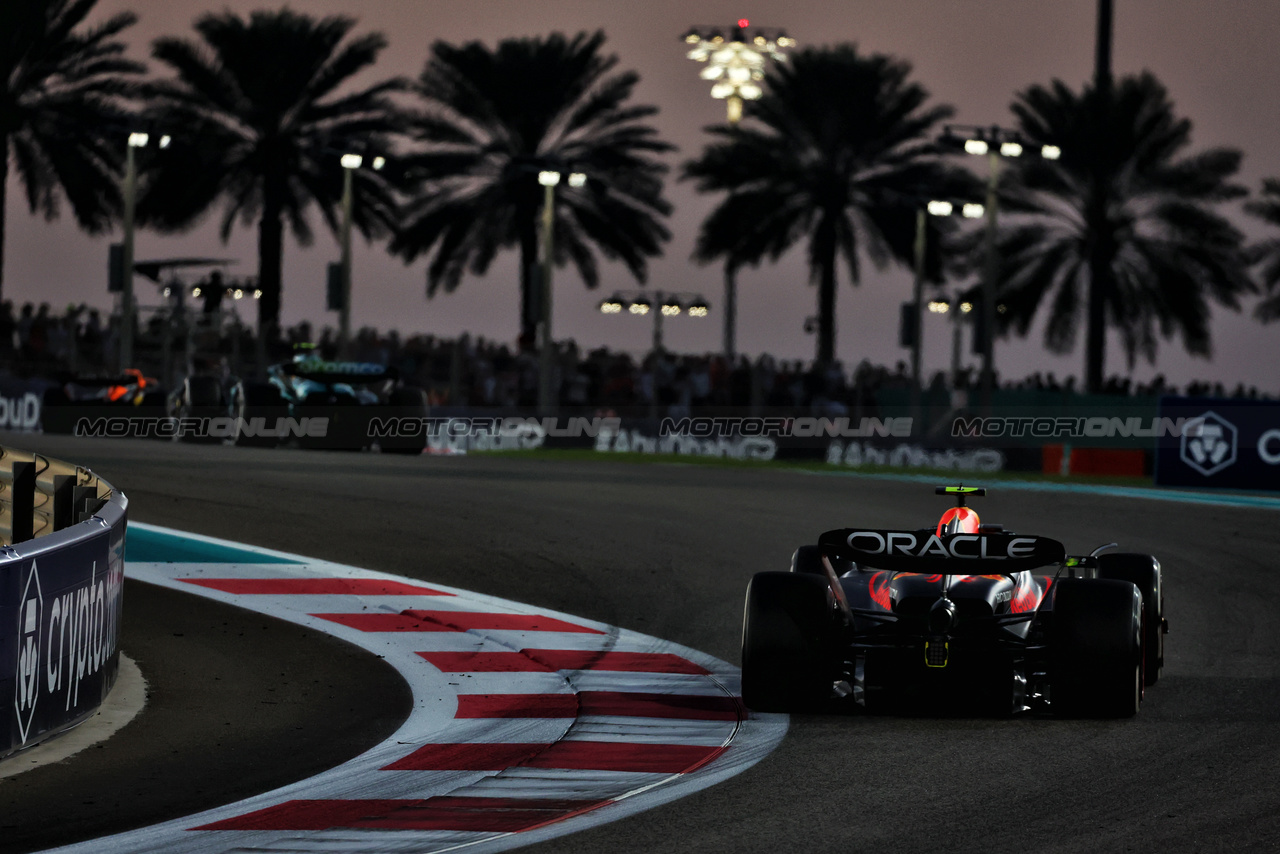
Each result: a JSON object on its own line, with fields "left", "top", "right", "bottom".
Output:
{"left": 14, "top": 561, "right": 42, "bottom": 744}
{"left": 1181, "top": 411, "right": 1237, "bottom": 476}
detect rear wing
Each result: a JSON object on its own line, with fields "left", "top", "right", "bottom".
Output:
{"left": 818, "top": 528, "right": 1065, "bottom": 574}
{"left": 274, "top": 359, "right": 398, "bottom": 385}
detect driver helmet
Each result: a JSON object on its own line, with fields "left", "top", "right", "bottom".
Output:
{"left": 937, "top": 506, "right": 980, "bottom": 536}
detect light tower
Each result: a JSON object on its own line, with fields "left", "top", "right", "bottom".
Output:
{"left": 683, "top": 20, "right": 793, "bottom": 360}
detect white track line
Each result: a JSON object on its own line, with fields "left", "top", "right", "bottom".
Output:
{"left": 44, "top": 523, "right": 786, "bottom": 854}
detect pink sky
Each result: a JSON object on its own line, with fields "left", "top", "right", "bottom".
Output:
{"left": 7, "top": 0, "right": 1280, "bottom": 391}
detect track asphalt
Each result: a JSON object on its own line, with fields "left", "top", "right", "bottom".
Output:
{"left": 4, "top": 434, "right": 1279, "bottom": 853}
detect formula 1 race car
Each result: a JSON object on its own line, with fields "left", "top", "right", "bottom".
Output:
{"left": 41, "top": 369, "right": 167, "bottom": 434}
{"left": 742, "top": 486, "right": 1166, "bottom": 717}
{"left": 226, "top": 349, "right": 428, "bottom": 452}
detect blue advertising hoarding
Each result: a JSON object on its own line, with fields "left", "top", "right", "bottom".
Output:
{"left": 1154, "top": 397, "right": 1280, "bottom": 491}
{"left": 0, "top": 490, "right": 127, "bottom": 758}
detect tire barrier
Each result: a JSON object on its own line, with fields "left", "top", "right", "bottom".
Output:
{"left": 0, "top": 446, "right": 127, "bottom": 759}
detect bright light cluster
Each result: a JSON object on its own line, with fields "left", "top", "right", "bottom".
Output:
{"left": 928, "top": 200, "right": 985, "bottom": 219}
{"left": 928, "top": 299, "right": 974, "bottom": 315}
{"left": 945, "top": 125, "right": 1063, "bottom": 162}
{"left": 600, "top": 293, "right": 710, "bottom": 317}
{"left": 684, "top": 24, "right": 793, "bottom": 117}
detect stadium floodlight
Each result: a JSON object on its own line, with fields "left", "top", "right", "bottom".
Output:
{"left": 684, "top": 19, "right": 793, "bottom": 124}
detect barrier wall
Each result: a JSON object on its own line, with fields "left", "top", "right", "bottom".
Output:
{"left": 1154, "top": 397, "right": 1280, "bottom": 491}
{"left": 0, "top": 377, "right": 51, "bottom": 432}
{"left": 0, "top": 448, "right": 127, "bottom": 759}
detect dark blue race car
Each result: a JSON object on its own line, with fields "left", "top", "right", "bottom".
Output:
{"left": 219, "top": 351, "right": 428, "bottom": 452}
{"left": 742, "top": 485, "right": 1167, "bottom": 718}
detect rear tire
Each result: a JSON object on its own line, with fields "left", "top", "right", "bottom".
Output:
{"left": 296, "top": 391, "right": 365, "bottom": 451}
{"left": 741, "top": 571, "right": 835, "bottom": 712}
{"left": 379, "top": 386, "right": 429, "bottom": 455}
{"left": 791, "top": 545, "right": 825, "bottom": 575}
{"left": 1098, "top": 553, "right": 1163, "bottom": 685}
{"left": 231, "top": 381, "right": 288, "bottom": 448}
{"left": 173, "top": 376, "right": 225, "bottom": 443}
{"left": 40, "top": 386, "right": 73, "bottom": 434}
{"left": 791, "top": 545, "right": 852, "bottom": 576}
{"left": 1050, "top": 578, "right": 1143, "bottom": 718}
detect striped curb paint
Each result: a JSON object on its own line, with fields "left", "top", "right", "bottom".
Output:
{"left": 46, "top": 523, "right": 786, "bottom": 853}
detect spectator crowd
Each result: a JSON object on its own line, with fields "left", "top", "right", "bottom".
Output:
{"left": 1, "top": 300, "right": 1273, "bottom": 415}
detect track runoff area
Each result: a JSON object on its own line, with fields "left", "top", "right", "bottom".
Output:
{"left": 46, "top": 524, "right": 785, "bottom": 854}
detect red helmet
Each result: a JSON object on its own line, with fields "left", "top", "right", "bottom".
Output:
{"left": 937, "top": 506, "right": 981, "bottom": 536}
{"left": 934, "top": 485, "right": 986, "bottom": 535}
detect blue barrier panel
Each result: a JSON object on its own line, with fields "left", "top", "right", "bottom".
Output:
{"left": 0, "top": 377, "right": 50, "bottom": 432}
{"left": 0, "top": 482, "right": 126, "bottom": 759}
{"left": 1154, "top": 397, "right": 1280, "bottom": 491}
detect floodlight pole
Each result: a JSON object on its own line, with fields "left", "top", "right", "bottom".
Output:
{"left": 120, "top": 140, "right": 138, "bottom": 371}
{"left": 910, "top": 208, "right": 927, "bottom": 429}
{"left": 652, "top": 290, "right": 667, "bottom": 356}
{"left": 339, "top": 160, "right": 355, "bottom": 358}
{"left": 981, "top": 152, "right": 1000, "bottom": 411}
{"left": 537, "top": 176, "right": 557, "bottom": 416}
{"left": 684, "top": 21, "right": 793, "bottom": 364}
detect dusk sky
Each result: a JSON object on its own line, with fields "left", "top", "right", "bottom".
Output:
{"left": 8, "top": 0, "right": 1280, "bottom": 391}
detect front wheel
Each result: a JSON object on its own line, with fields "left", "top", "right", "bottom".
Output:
{"left": 741, "top": 571, "right": 835, "bottom": 713}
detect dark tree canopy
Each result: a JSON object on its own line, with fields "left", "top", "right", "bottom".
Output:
{"left": 994, "top": 72, "right": 1252, "bottom": 386}
{"left": 1245, "top": 178, "right": 1280, "bottom": 322}
{"left": 682, "top": 45, "right": 972, "bottom": 365}
{"left": 0, "top": 0, "right": 145, "bottom": 302}
{"left": 138, "top": 8, "right": 407, "bottom": 336}
{"left": 391, "top": 30, "right": 673, "bottom": 346}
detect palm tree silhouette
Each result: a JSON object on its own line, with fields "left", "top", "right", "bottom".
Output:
{"left": 682, "top": 45, "right": 966, "bottom": 366}
{"left": 994, "top": 72, "right": 1252, "bottom": 390}
{"left": 0, "top": 0, "right": 145, "bottom": 303}
{"left": 392, "top": 31, "right": 672, "bottom": 349}
{"left": 138, "top": 8, "right": 406, "bottom": 348}
{"left": 1245, "top": 178, "right": 1280, "bottom": 322}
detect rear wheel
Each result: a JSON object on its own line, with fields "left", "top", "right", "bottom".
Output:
{"left": 232, "top": 382, "right": 288, "bottom": 447}
{"left": 379, "top": 386, "right": 428, "bottom": 455}
{"left": 174, "top": 376, "right": 225, "bottom": 443}
{"left": 741, "top": 571, "right": 835, "bottom": 712}
{"left": 40, "top": 386, "right": 73, "bottom": 434}
{"left": 1098, "top": 553, "right": 1163, "bottom": 685}
{"left": 297, "top": 391, "right": 365, "bottom": 451}
{"left": 791, "top": 545, "right": 824, "bottom": 575}
{"left": 791, "top": 545, "right": 852, "bottom": 576}
{"left": 1050, "top": 578, "right": 1143, "bottom": 718}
